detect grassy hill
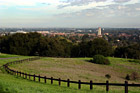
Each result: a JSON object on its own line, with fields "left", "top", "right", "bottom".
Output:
{"left": 11, "top": 57, "right": 140, "bottom": 83}
{"left": 0, "top": 54, "right": 140, "bottom": 93}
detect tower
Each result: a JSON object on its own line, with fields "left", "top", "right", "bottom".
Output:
{"left": 97, "top": 27, "right": 102, "bottom": 37}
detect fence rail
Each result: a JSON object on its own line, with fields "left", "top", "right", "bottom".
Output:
{"left": 2, "top": 57, "right": 140, "bottom": 93}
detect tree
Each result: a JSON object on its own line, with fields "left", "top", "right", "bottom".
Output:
{"left": 114, "top": 44, "right": 140, "bottom": 59}
{"left": 89, "top": 38, "right": 113, "bottom": 57}
{"left": 82, "top": 34, "right": 89, "bottom": 42}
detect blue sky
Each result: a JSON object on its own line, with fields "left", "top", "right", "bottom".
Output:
{"left": 0, "top": 0, "right": 140, "bottom": 28}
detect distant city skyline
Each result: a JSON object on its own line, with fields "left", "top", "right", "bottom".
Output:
{"left": 0, "top": 0, "right": 140, "bottom": 28}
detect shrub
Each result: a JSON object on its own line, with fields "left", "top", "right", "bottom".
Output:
{"left": 105, "top": 74, "right": 111, "bottom": 79}
{"left": 92, "top": 55, "right": 110, "bottom": 65}
{"left": 104, "top": 59, "right": 110, "bottom": 65}
{"left": 130, "top": 72, "right": 139, "bottom": 80}
{"left": 128, "top": 60, "right": 140, "bottom": 64}
{"left": 125, "top": 74, "right": 130, "bottom": 80}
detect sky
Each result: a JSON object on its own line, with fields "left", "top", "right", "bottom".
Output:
{"left": 0, "top": 0, "right": 140, "bottom": 28}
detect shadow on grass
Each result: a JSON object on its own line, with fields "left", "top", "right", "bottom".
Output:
{"left": 84, "top": 59, "right": 93, "bottom": 63}
{"left": 0, "top": 83, "right": 11, "bottom": 93}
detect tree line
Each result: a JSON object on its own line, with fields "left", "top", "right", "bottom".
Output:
{"left": 0, "top": 32, "right": 140, "bottom": 59}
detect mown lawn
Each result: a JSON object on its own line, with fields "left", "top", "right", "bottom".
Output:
{"left": 0, "top": 54, "right": 140, "bottom": 93}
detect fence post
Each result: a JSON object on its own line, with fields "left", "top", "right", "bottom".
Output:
{"left": 23, "top": 72, "right": 24, "bottom": 78}
{"left": 125, "top": 81, "right": 128, "bottom": 93}
{"left": 6, "top": 69, "right": 11, "bottom": 74}
{"left": 25, "top": 73, "right": 27, "bottom": 79}
{"left": 59, "top": 78, "right": 61, "bottom": 86}
{"left": 17, "top": 71, "right": 18, "bottom": 76}
{"left": 44, "top": 76, "right": 46, "bottom": 83}
{"left": 39, "top": 75, "right": 40, "bottom": 82}
{"left": 29, "top": 74, "right": 30, "bottom": 80}
{"left": 7, "top": 68, "right": 9, "bottom": 74}
{"left": 51, "top": 77, "right": 53, "bottom": 84}
{"left": 106, "top": 80, "right": 109, "bottom": 92}
{"left": 78, "top": 80, "right": 81, "bottom": 89}
{"left": 90, "top": 80, "right": 93, "bottom": 90}
{"left": 67, "top": 79, "right": 70, "bottom": 87}
{"left": 34, "top": 74, "right": 35, "bottom": 81}
{"left": 19, "top": 72, "right": 21, "bottom": 77}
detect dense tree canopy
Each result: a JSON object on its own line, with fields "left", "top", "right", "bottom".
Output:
{"left": 114, "top": 44, "right": 140, "bottom": 59}
{"left": 0, "top": 32, "right": 41, "bottom": 55}
{"left": 71, "top": 38, "right": 112, "bottom": 57}
{"left": 0, "top": 33, "right": 72, "bottom": 57}
{"left": 0, "top": 32, "right": 140, "bottom": 59}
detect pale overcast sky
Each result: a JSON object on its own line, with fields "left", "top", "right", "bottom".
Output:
{"left": 0, "top": 0, "right": 140, "bottom": 28}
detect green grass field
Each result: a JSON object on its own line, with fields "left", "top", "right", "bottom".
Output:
{"left": 0, "top": 53, "right": 19, "bottom": 58}
{"left": 0, "top": 54, "right": 140, "bottom": 93}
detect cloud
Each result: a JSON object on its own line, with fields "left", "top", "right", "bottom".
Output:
{"left": 0, "top": 0, "right": 62, "bottom": 6}
{"left": 57, "top": 2, "right": 140, "bottom": 19}
{"left": 136, "top": 8, "right": 140, "bottom": 10}
{"left": 53, "top": 2, "right": 140, "bottom": 27}
{"left": 58, "top": 0, "right": 140, "bottom": 9}
{"left": 117, "top": 5, "right": 126, "bottom": 10}
{"left": 114, "top": 0, "right": 131, "bottom": 3}
{"left": 0, "top": 0, "right": 35, "bottom": 6}
{"left": 0, "top": 0, "right": 140, "bottom": 28}
{"left": 58, "top": 0, "right": 108, "bottom": 8}
{"left": 63, "top": 0, "right": 107, "bottom": 5}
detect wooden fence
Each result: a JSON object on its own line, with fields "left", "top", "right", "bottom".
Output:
{"left": 2, "top": 57, "right": 140, "bottom": 93}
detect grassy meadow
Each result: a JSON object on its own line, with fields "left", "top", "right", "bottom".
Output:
{"left": 0, "top": 53, "right": 140, "bottom": 92}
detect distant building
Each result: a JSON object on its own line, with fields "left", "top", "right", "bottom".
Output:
{"left": 0, "top": 33, "right": 6, "bottom": 36}
{"left": 10, "top": 32, "right": 17, "bottom": 34}
{"left": 37, "top": 31, "right": 49, "bottom": 34}
{"left": 37, "top": 31, "right": 49, "bottom": 36}
{"left": 118, "top": 33, "right": 132, "bottom": 37}
{"left": 10, "top": 30, "right": 27, "bottom": 35}
{"left": 117, "top": 39, "right": 120, "bottom": 42}
{"left": 97, "top": 27, "right": 102, "bottom": 37}
{"left": 16, "top": 30, "right": 27, "bottom": 34}
{"left": 77, "top": 34, "right": 84, "bottom": 37}
{"left": 88, "top": 33, "right": 96, "bottom": 36}
{"left": 104, "top": 33, "right": 109, "bottom": 35}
